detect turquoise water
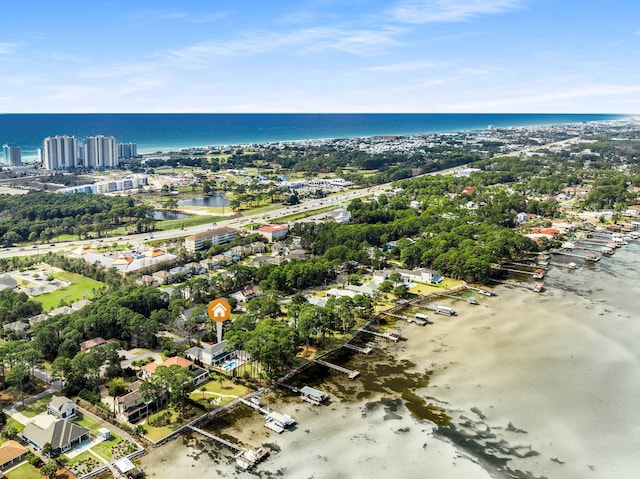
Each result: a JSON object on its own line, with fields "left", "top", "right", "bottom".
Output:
{"left": 0, "top": 113, "right": 625, "bottom": 161}
{"left": 221, "top": 359, "right": 240, "bottom": 371}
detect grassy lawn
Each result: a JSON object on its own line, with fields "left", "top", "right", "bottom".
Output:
{"left": 144, "top": 405, "right": 206, "bottom": 442}
{"left": 6, "top": 417, "right": 25, "bottom": 433}
{"left": 190, "top": 376, "right": 252, "bottom": 407}
{"left": 154, "top": 214, "right": 224, "bottom": 231}
{"left": 17, "top": 395, "right": 52, "bottom": 418}
{"left": 63, "top": 450, "right": 95, "bottom": 466}
{"left": 74, "top": 412, "right": 105, "bottom": 435}
{"left": 33, "top": 270, "right": 104, "bottom": 311}
{"left": 6, "top": 463, "right": 41, "bottom": 479}
{"left": 91, "top": 436, "right": 122, "bottom": 461}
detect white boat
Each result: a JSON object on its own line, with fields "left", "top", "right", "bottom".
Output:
{"left": 265, "top": 419, "right": 284, "bottom": 433}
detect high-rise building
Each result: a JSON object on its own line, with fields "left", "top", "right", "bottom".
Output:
{"left": 2, "top": 143, "right": 21, "bottom": 166}
{"left": 84, "top": 135, "right": 118, "bottom": 169}
{"left": 118, "top": 142, "right": 138, "bottom": 159}
{"left": 43, "top": 135, "right": 78, "bottom": 170}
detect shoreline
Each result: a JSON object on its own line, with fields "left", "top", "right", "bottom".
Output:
{"left": 140, "top": 243, "right": 640, "bottom": 478}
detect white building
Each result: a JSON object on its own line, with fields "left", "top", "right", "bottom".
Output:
{"left": 118, "top": 142, "right": 138, "bottom": 158}
{"left": 184, "top": 227, "right": 237, "bottom": 252}
{"left": 42, "top": 135, "right": 78, "bottom": 170}
{"left": 2, "top": 144, "right": 21, "bottom": 166}
{"left": 84, "top": 135, "right": 118, "bottom": 169}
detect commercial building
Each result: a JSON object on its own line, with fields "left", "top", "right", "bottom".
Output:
{"left": 42, "top": 135, "right": 78, "bottom": 170}
{"left": 257, "top": 224, "right": 289, "bottom": 242}
{"left": 184, "top": 227, "right": 237, "bottom": 252}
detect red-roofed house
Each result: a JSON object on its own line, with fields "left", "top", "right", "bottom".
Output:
{"left": 141, "top": 356, "right": 209, "bottom": 385}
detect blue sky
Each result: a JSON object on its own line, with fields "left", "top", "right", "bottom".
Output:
{"left": 1, "top": 0, "right": 639, "bottom": 113}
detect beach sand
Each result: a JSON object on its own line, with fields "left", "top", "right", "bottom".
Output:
{"left": 141, "top": 243, "right": 640, "bottom": 479}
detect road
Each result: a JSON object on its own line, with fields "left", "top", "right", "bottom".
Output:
{"left": 0, "top": 136, "right": 579, "bottom": 259}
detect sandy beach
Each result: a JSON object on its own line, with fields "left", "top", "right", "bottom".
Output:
{"left": 141, "top": 242, "right": 640, "bottom": 479}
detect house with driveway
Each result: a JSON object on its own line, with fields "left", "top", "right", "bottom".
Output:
{"left": 47, "top": 395, "right": 76, "bottom": 420}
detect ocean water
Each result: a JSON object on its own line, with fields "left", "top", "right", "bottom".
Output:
{"left": 0, "top": 113, "right": 624, "bottom": 161}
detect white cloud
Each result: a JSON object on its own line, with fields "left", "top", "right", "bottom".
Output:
{"left": 388, "top": 0, "right": 527, "bottom": 24}
{"left": 164, "top": 26, "right": 401, "bottom": 64}
{"left": 446, "top": 83, "right": 640, "bottom": 111}
{"left": 0, "top": 43, "right": 21, "bottom": 55}
{"left": 365, "top": 60, "right": 441, "bottom": 72}
{"left": 132, "top": 9, "right": 226, "bottom": 23}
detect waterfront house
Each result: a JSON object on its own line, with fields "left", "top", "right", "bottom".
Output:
{"left": 141, "top": 356, "right": 209, "bottom": 386}
{"left": 115, "top": 381, "right": 151, "bottom": 423}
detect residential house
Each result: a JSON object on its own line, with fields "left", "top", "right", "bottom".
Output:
{"left": 185, "top": 262, "right": 206, "bottom": 275}
{"left": 47, "top": 396, "right": 76, "bottom": 420}
{"left": 250, "top": 241, "right": 266, "bottom": 254}
{"left": 27, "top": 313, "right": 49, "bottom": 327}
{"left": 48, "top": 306, "right": 74, "bottom": 317}
{"left": 373, "top": 267, "right": 443, "bottom": 285}
{"left": 21, "top": 419, "right": 90, "bottom": 456}
{"left": 3, "top": 320, "right": 30, "bottom": 339}
{"left": 115, "top": 381, "right": 151, "bottom": 423}
{"left": 152, "top": 270, "right": 175, "bottom": 285}
{"left": 141, "top": 356, "right": 209, "bottom": 386}
{"left": 184, "top": 227, "right": 237, "bottom": 252}
{"left": 186, "top": 340, "right": 234, "bottom": 367}
{"left": 0, "top": 440, "right": 28, "bottom": 474}
{"left": 211, "top": 253, "right": 232, "bottom": 266}
{"left": 71, "top": 299, "right": 92, "bottom": 310}
{"left": 79, "top": 337, "right": 107, "bottom": 353}
{"left": 230, "top": 285, "right": 261, "bottom": 303}
{"left": 199, "top": 258, "right": 220, "bottom": 271}
{"left": 231, "top": 245, "right": 252, "bottom": 258}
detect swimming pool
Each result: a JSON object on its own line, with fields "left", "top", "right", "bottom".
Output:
{"left": 221, "top": 359, "right": 239, "bottom": 371}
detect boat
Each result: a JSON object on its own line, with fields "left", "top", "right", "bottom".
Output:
{"left": 235, "top": 448, "right": 269, "bottom": 470}
{"left": 585, "top": 252, "right": 600, "bottom": 262}
{"left": 531, "top": 282, "right": 545, "bottom": 293}
{"left": 532, "top": 268, "right": 545, "bottom": 279}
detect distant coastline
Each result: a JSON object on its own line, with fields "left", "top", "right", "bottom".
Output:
{"left": 1, "top": 113, "right": 627, "bottom": 162}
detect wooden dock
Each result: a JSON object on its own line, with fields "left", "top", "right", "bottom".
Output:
{"left": 359, "top": 328, "right": 401, "bottom": 342}
{"left": 239, "top": 397, "right": 270, "bottom": 415}
{"left": 314, "top": 359, "right": 360, "bottom": 379}
{"left": 380, "top": 311, "right": 413, "bottom": 321}
{"left": 343, "top": 342, "right": 374, "bottom": 354}
{"left": 187, "top": 425, "right": 243, "bottom": 453}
